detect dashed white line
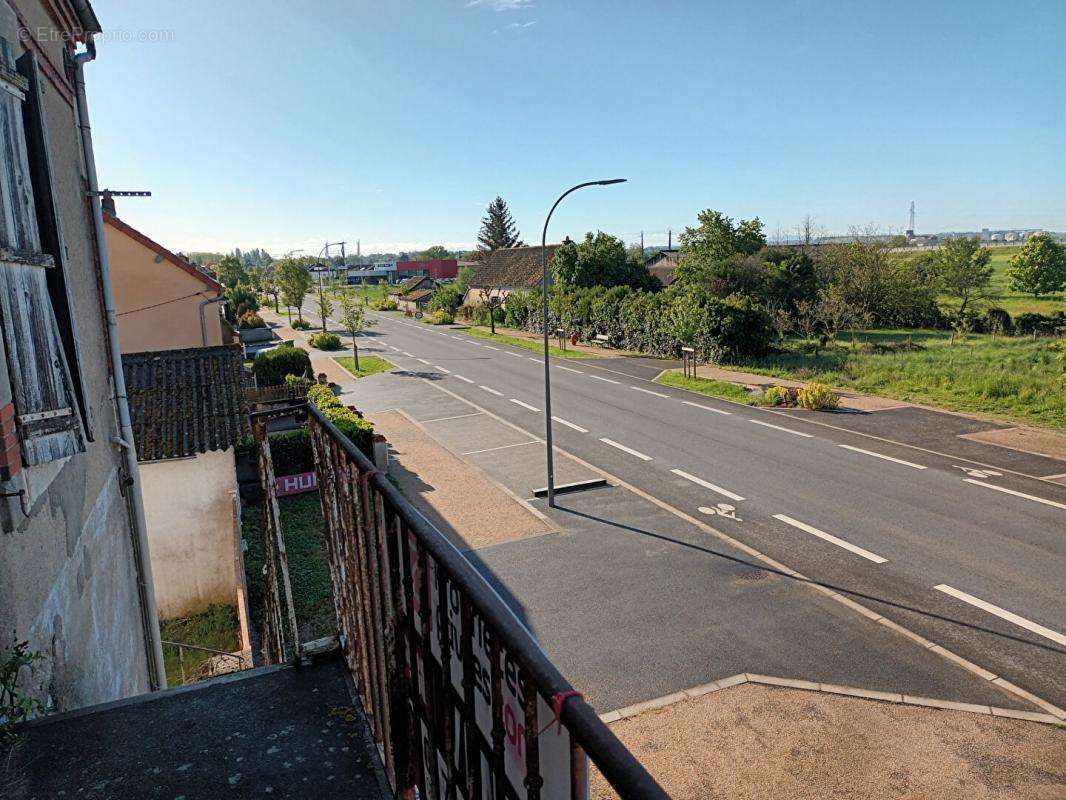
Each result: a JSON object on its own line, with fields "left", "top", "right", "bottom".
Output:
{"left": 632, "top": 386, "right": 669, "bottom": 398}
{"left": 484, "top": 345, "right": 501, "bottom": 351}
{"left": 681, "top": 400, "right": 732, "bottom": 415}
{"left": 416, "top": 358, "right": 430, "bottom": 365}
{"left": 934, "top": 585, "right": 1066, "bottom": 646}
{"left": 670, "top": 468, "right": 745, "bottom": 502}
{"left": 556, "top": 366, "right": 584, "bottom": 374}
{"left": 421, "top": 411, "right": 483, "bottom": 423}
{"left": 963, "top": 479, "right": 1066, "bottom": 511}
{"left": 590, "top": 375, "right": 621, "bottom": 385}
{"left": 1043, "top": 472, "right": 1066, "bottom": 480}
{"left": 551, "top": 416, "right": 588, "bottom": 433}
{"left": 454, "top": 375, "right": 475, "bottom": 384}
{"left": 528, "top": 356, "right": 543, "bottom": 362}
{"left": 505, "top": 352, "right": 525, "bottom": 359}
{"left": 451, "top": 336, "right": 465, "bottom": 341}
{"left": 402, "top": 351, "right": 415, "bottom": 357}
{"left": 773, "top": 514, "right": 887, "bottom": 564}
{"left": 479, "top": 385, "right": 504, "bottom": 396}
{"left": 388, "top": 345, "right": 401, "bottom": 352}
{"left": 749, "top": 419, "right": 814, "bottom": 438}
{"left": 599, "top": 438, "right": 652, "bottom": 461}
{"left": 838, "top": 444, "right": 926, "bottom": 469}
{"left": 433, "top": 365, "right": 451, "bottom": 374}
{"left": 509, "top": 398, "right": 540, "bottom": 412}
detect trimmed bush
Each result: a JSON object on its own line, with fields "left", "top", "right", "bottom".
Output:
{"left": 306, "top": 384, "right": 374, "bottom": 459}
{"left": 290, "top": 318, "right": 312, "bottom": 330}
{"left": 269, "top": 429, "right": 314, "bottom": 475}
{"left": 308, "top": 331, "right": 342, "bottom": 350}
{"left": 252, "top": 347, "right": 311, "bottom": 386}
{"left": 238, "top": 311, "right": 266, "bottom": 329}
{"left": 796, "top": 382, "right": 840, "bottom": 410}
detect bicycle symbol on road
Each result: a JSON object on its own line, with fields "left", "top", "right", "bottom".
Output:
{"left": 699, "top": 503, "right": 742, "bottom": 522}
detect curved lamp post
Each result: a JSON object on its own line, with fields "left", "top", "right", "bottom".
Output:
{"left": 541, "top": 179, "right": 626, "bottom": 507}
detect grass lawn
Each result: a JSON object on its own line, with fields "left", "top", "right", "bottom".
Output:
{"left": 727, "top": 330, "right": 1064, "bottom": 428}
{"left": 980, "top": 248, "right": 1064, "bottom": 317}
{"left": 335, "top": 354, "right": 393, "bottom": 377}
{"left": 160, "top": 604, "right": 241, "bottom": 687}
{"left": 463, "top": 326, "right": 597, "bottom": 359}
{"left": 657, "top": 372, "right": 756, "bottom": 405}
{"left": 242, "top": 493, "right": 337, "bottom": 645}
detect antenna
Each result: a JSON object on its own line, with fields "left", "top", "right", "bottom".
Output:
{"left": 89, "top": 188, "right": 151, "bottom": 217}
{"left": 907, "top": 201, "right": 916, "bottom": 238}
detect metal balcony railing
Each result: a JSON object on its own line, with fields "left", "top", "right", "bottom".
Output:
{"left": 298, "top": 402, "right": 669, "bottom": 800}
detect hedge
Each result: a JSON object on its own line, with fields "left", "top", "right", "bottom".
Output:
{"left": 252, "top": 346, "right": 312, "bottom": 386}
{"left": 307, "top": 384, "right": 375, "bottom": 459}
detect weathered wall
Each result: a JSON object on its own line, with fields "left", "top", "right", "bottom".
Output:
{"left": 106, "top": 221, "right": 223, "bottom": 352}
{"left": 0, "top": 0, "right": 152, "bottom": 711}
{"left": 140, "top": 448, "right": 239, "bottom": 620}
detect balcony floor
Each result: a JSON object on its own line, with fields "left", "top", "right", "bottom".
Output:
{"left": 11, "top": 656, "right": 389, "bottom": 799}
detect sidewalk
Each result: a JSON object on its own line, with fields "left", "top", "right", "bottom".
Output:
{"left": 257, "top": 308, "right": 359, "bottom": 386}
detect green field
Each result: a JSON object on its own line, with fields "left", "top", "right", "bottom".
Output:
{"left": 657, "top": 372, "right": 756, "bottom": 405}
{"left": 724, "top": 330, "right": 1063, "bottom": 428}
{"left": 335, "top": 354, "right": 393, "bottom": 377}
{"left": 980, "top": 247, "right": 1064, "bottom": 317}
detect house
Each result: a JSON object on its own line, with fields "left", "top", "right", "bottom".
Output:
{"left": 389, "top": 274, "right": 437, "bottom": 312}
{"left": 0, "top": 0, "right": 169, "bottom": 708}
{"left": 104, "top": 197, "right": 224, "bottom": 352}
{"left": 463, "top": 244, "right": 559, "bottom": 305}
{"left": 122, "top": 345, "right": 252, "bottom": 653}
{"left": 645, "top": 249, "right": 680, "bottom": 286}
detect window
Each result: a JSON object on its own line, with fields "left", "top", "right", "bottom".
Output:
{"left": 0, "top": 38, "right": 85, "bottom": 467}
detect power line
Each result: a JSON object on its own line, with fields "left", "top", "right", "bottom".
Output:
{"left": 117, "top": 290, "right": 215, "bottom": 316}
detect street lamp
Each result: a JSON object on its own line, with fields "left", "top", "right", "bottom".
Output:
{"left": 541, "top": 179, "right": 626, "bottom": 507}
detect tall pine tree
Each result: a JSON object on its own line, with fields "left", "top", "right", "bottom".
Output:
{"left": 477, "top": 196, "right": 524, "bottom": 252}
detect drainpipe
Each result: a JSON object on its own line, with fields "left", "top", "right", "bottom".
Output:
{"left": 74, "top": 37, "right": 168, "bottom": 692}
{"left": 199, "top": 293, "right": 225, "bottom": 346}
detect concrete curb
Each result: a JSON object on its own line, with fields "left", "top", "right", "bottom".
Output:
{"left": 600, "top": 674, "right": 1065, "bottom": 727}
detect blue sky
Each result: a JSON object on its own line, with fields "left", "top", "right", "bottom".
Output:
{"left": 87, "top": 0, "right": 1064, "bottom": 255}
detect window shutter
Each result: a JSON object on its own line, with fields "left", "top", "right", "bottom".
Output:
{"left": 17, "top": 49, "right": 94, "bottom": 440}
{"left": 0, "top": 39, "right": 84, "bottom": 465}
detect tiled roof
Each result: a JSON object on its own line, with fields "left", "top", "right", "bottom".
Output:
{"left": 646, "top": 250, "right": 680, "bottom": 286}
{"left": 471, "top": 245, "right": 559, "bottom": 289}
{"left": 391, "top": 275, "right": 433, "bottom": 295}
{"left": 122, "top": 345, "right": 250, "bottom": 461}
{"left": 402, "top": 289, "right": 435, "bottom": 302}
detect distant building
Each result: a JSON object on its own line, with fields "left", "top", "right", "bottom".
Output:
{"left": 645, "top": 249, "right": 680, "bottom": 286}
{"left": 389, "top": 275, "right": 437, "bottom": 313}
{"left": 395, "top": 258, "right": 458, "bottom": 280}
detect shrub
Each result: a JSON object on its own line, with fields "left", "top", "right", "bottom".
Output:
{"left": 429, "top": 310, "right": 454, "bottom": 325}
{"left": 370, "top": 298, "right": 398, "bottom": 311}
{"left": 269, "top": 429, "right": 314, "bottom": 475}
{"left": 306, "top": 385, "right": 374, "bottom": 458}
{"left": 761, "top": 385, "right": 791, "bottom": 407}
{"left": 252, "top": 346, "right": 311, "bottom": 386}
{"left": 796, "top": 382, "right": 840, "bottom": 410}
{"left": 456, "top": 303, "right": 477, "bottom": 321}
{"left": 308, "top": 331, "right": 342, "bottom": 350}
{"left": 983, "top": 307, "right": 1013, "bottom": 335}
{"left": 290, "top": 318, "right": 312, "bottom": 330}
{"left": 238, "top": 311, "right": 266, "bottom": 329}
{"left": 1015, "top": 312, "right": 1056, "bottom": 336}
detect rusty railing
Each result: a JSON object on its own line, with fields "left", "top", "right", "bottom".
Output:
{"left": 305, "top": 402, "right": 668, "bottom": 799}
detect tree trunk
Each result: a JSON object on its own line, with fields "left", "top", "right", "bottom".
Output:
{"left": 489, "top": 305, "right": 496, "bottom": 334}
{"left": 353, "top": 341, "right": 360, "bottom": 372}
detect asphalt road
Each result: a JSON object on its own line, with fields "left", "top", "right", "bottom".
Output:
{"left": 305, "top": 307, "right": 1066, "bottom": 711}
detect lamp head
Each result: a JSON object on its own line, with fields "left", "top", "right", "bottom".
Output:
{"left": 596, "top": 178, "right": 627, "bottom": 186}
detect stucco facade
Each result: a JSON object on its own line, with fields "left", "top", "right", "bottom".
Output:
{"left": 0, "top": 0, "right": 153, "bottom": 711}
{"left": 106, "top": 213, "right": 223, "bottom": 352}
{"left": 140, "top": 448, "right": 241, "bottom": 620}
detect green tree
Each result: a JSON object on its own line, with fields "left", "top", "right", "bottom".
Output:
{"left": 1008, "top": 233, "right": 1066, "bottom": 298}
{"left": 418, "top": 245, "right": 452, "bottom": 261}
{"left": 314, "top": 280, "right": 334, "bottom": 331}
{"left": 477, "top": 196, "right": 523, "bottom": 251}
{"left": 428, "top": 284, "right": 463, "bottom": 314}
{"left": 933, "top": 237, "right": 993, "bottom": 317}
{"left": 337, "top": 293, "right": 376, "bottom": 370}
{"left": 478, "top": 287, "right": 503, "bottom": 333}
{"left": 261, "top": 263, "right": 280, "bottom": 312}
{"left": 664, "top": 290, "right": 703, "bottom": 349}
{"left": 454, "top": 265, "right": 475, "bottom": 299}
{"left": 674, "top": 210, "right": 766, "bottom": 288}
{"left": 276, "top": 258, "right": 313, "bottom": 322}
{"left": 215, "top": 254, "right": 247, "bottom": 289}
{"left": 553, "top": 231, "right": 658, "bottom": 290}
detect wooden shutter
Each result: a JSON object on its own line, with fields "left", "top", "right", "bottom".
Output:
{"left": 0, "top": 39, "right": 84, "bottom": 465}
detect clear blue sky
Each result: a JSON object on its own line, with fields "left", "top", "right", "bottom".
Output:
{"left": 87, "top": 0, "right": 1064, "bottom": 256}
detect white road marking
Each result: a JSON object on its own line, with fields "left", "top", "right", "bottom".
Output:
{"left": 556, "top": 365, "right": 584, "bottom": 374}
{"left": 749, "top": 419, "right": 814, "bottom": 438}
{"left": 838, "top": 444, "right": 926, "bottom": 469}
{"left": 402, "top": 351, "right": 414, "bottom": 357}
{"left": 590, "top": 375, "right": 621, "bottom": 385}
{"left": 963, "top": 478, "right": 1066, "bottom": 511}
{"left": 528, "top": 356, "right": 543, "bottom": 363}
{"left": 934, "top": 585, "right": 1066, "bottom": 647}
{"left": 421, "top": 411, "right": 483, "bottom": 423}
{"left": 773, "top": 514, "right": 888, "bottom": 564}
{"left": 451, "top": 336, "right": 465, "bottom": 341}
{"left": 479, "top": 385, "right": 504, "bottom": 396}
{"left": 509, "top": 398, "right": 540, "bottom": 412}
{"left": 484, "top": 345, "right": 500, "bottom": 350}
{"left": 416, "top": 358, "right": 430, "bottom": 365}
{"left": 551, "top": 416, "right": 588, "bottom": 433}
{"left": 388, "top": 345, "right": 401, "bottom": 351}
{"left": 462, "top": 440, "right": 539, "bottom": 456}
{"left": 454, "top": 375, "right": 475, "bottom": 383}
{"left": 671, "top": 469, "right": 745, "bottom": 502}
{"left": 632, "top": 386, "right": 669, "bottom": 398}
{"left": 505, "top": 352, "right": 525, "bottom": 359}
{"left": 599, "top": 438, "right": 652, "bottom": 461}
{"left": 681, "top": 400, "right": 731, "bottom": 415}
{"left": 1042, "top": 473, "right": 1066, "bottom": 480}
{"left": 433, "top": 365, "right": 450, "bottom": 373}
